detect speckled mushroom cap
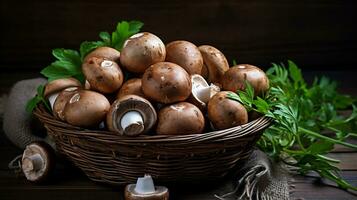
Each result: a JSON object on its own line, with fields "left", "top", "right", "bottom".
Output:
{"left": 198, "top": 45, "right": 229, "bottom": 85}
{"left": 53, "top": 87, "right": 79, "bottom": 120}
{"left": 83, "top": 46, "right": 121, "bottom": 63}
{"left": 106, "top": 95, "right": 157, "bottom": 136}
{"left": 141, "top": 62, "right": 192, "bottom": 104}
{"left": 165, "top": 40, "right": 203, "bottom": 75}
{"left": 43, "top": 78, "right": 81, "bottom": 98}
{"left": 120, "top": 32, "right": 166, "bottom": 73}
{"left": 117, "top": 78, "right": 145, "bottom": 99}
{"left": 82, "top": 57, "right": 124, "bottom": 94}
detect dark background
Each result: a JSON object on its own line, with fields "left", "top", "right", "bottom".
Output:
{"left": 1, "top": 0, "right": 356, "bottom": 73}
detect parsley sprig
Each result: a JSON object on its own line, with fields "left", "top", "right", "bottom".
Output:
{"left": 228, "top": 60, "right": 357, "bottom": 190}
{"left": 26, "top": 20, "right": 143, "bottom": 113}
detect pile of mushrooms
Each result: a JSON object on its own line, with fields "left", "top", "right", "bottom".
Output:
{"left": 43, "top": 31, "right": 269, "bottom": 135}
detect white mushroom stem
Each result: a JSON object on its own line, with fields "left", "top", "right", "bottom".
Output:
{"left": 134, "top": 174, "right": 156, "bottom": 194}
{"left": 48, "top": 93, "right": 59, "bottom": 110}
{"left": 22, "top": 153, "right": 44, "bottom": 173}
{"left": 120, "top": 111, "right": 144, "bottom": 135}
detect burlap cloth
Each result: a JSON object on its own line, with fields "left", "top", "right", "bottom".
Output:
{"left": 214, "top": 149, "right": 290, "bottom": 200}
{"left": 1, "top": 79, "right": 291, "bottom": 200}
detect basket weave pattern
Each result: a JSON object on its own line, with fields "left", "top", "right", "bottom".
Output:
{"left": 34, "top": 105, "right": 272, "bottom": 185}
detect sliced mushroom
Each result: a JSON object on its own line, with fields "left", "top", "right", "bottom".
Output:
{"left": 83, "top": 46, "right": 120, "bottom": 63}
{"left": 222, "top": 64, "right": 269, "bottom": 96}
{"left": 107, "top": 95, "right": 157, "bottom": 136}
{"left": 156, "top": 102, "right": 205, "bottom": 135}
{"left": 21, "top": 141, "right": 55, "bottom": 183}
{"left": 53, "top": 87, "right": 79, "bottom": 121}
{"left": 142, "top": 62, "right": 192, "bottom": 104}
{"left": 189, "top": 74, "right": 220, "bottom": 110}
{"left": 43, "top": 78, "right": 82, "bottom": 110}
{"left": 165, "top": 40, "right": 203, "bottom": 75}
{"left": 120, "top": 32, "right": 166, "bottom": 73}
{"left": 198, "top": 45, "right": 229, "bottom": 85}
{"left": 82, "top": 57, "right": 124, "bottom": 94}
{"left": 207, "top": 91, "right": 248, "bottom": 130}
{"left": 63, "top": 90, "right": 110, "bottom": 127}
{"left": 125, "top": 174, "right": 169, "bottom": 200}
{"left": 117, "top": 78, "right": 145, "bottom": 99}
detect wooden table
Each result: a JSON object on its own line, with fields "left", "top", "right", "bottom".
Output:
{"left": 0, "top": 72, "right": 356, "bottom": 200}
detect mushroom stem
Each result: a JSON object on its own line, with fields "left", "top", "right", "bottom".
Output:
{"left": 22, "top": 153, "right": 44, "bottom": 173}
{"left": 48, "top": 93, "right": 59, "bottom": 110}
{"left": 134, "top": 174, "right": 156, "bottom": 194}
{"left": 120, "top": 111, "right": 144, "bottom": 136}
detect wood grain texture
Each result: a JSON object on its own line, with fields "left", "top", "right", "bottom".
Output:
{"left": 1, "top": 0, "right": 357, "bottom": 71}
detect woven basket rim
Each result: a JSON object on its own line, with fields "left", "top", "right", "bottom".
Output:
{"left": 34, "top": 104, "right": 273, "bottom": 144}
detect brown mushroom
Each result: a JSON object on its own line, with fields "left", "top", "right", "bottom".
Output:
{"left": 43, "top": 78, "right": 82, "bottom": 110}
{"left": 21, "top": 141, "right": 55, "bottom": 183}
{"left": 189, "top": 74, "right": 220, "bottom": 110}
{"left": 125, "top": 174, "right": 169, "bottom": 200}
{"left": 198, "top": 45, "right": 229, "bottom": 85}
{"left": 120, "top": 32, "right": 166, "bottom": 73}
{"left": 63, "top": 90, "right": 110, "bottom": 127}
{"left": 165, "top": 40, "right": 203, "bottom": 75}
{"left": 53, "top": 87, "right": 79, "bottom": 121}
{"left": 83, "top": 46, "right": 120, "bottom": 63}
{"left": 107, "top": 95, "right": 157, "bottom": 136}
{"left": 156, "top": 102, "right": 205, "bottom": 135}
{"left": 222, "top": 64, "right": 269, "bottom": 96}
{"left": 207, "top": 91, "right": 248, "bottom": 130}
{"left": 82, "top": 57, "right": 124, "bottom": 94}
{"left": 117, "top": 78, "right": 145, "bottom": 99}
{"left": 142, "top": 62, "right": 192, "bottom": 104}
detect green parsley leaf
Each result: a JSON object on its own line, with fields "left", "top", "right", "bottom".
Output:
{"left": 25, "top": 85, "right": 51, "bottom": 113}
{"left": 79, "top": 41, "right": 105, "bottom": 60}
{"left": 41, "top": 49, "right": 84, "bottom": 83}
{"left": 111, "top": 20, "right": 144, "bottom": 50}
{"left": 234, "top": 61, "right": 357, "bottom": 190}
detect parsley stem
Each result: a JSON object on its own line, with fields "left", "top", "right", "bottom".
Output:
{"left": 299, "top": 127, "right": 357, "bottom": 149}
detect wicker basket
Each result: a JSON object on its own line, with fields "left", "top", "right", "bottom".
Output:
{"left": 34, "top": 104, "right": 273, "bottom": 185}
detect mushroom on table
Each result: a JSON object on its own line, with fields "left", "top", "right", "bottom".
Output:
{"left": 21, "top": 141, "right": 56, "bottom": 183}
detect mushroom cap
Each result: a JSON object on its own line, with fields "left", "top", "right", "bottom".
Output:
{"left": 156, "top": 102, "right": 205, "bottom": 135}
{"left": 106, "top": 95, "right": 157, "bottom": 136}
{"left": 142, "top": 62, "right": 192, "bottom": 104}
{"left": 222, "top": 64, "right": 269, "bottom": 96}
{"left": 117, "top": 78, "right": 145, "bottom": 99}
{"left": 165, "top": 40, "right": 203, "bottom": 75}
{"left": 21, "top": 141, "right": 55, "bottom": 183}
{"left": 120, "top": 32, "right": 166, "bottom": 73}
{"left": 53, "top": 87, "right": 79, "bottom": 121}
{"left": 207, "top": 91, "right": 248, "bottom": 130}
{"left": 125, "top": 184, "right": 169, "bottom": 200}
{"left": 198, "top": 45, "right": 229, "bottom": 85}
{"left": 83, "top": 46, "right": 121, "bottom": 63}
{"left": 188, "top": 74, "right": 220, "bottom": 111}
{"left": 82, "top": 57, "right": 124, "bottom": 94}
{"left": 63, "top": 90, "right": 110, "bottom": 127}
{"left": 44, "top": 78, "right": 81, "bottom": 98}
